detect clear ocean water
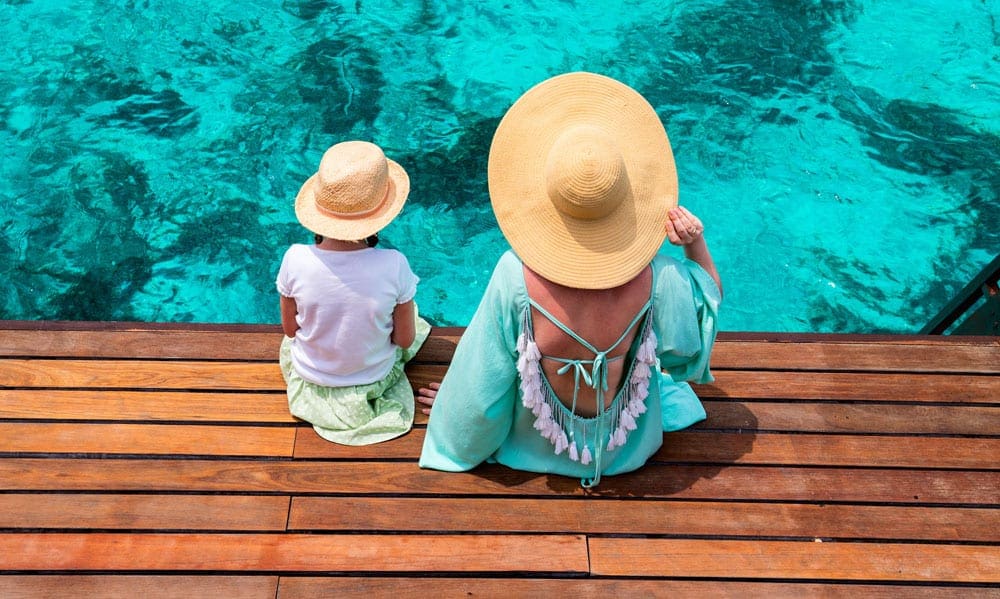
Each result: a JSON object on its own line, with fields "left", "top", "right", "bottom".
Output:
{"left": 1, "top": 0, "right": 997, "bottom": 333}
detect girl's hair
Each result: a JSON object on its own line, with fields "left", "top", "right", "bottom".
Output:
{"left": 314, "top": 233, "right": 380, "bottom": 248}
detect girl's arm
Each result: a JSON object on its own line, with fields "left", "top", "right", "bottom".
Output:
{"left": 280, "top": 295, "right": 299, "bottom": 338}
{"left": 391, "top": 299, "right": 417, "bottom": 348}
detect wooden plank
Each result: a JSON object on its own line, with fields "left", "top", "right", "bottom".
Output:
{"left": 276, "top": 577, "right": 995, "bottom": 598}
{"left": 294, "top": 428, "right": 1000, "bottom": 470}
{"left": 2, "top": 460, "right": 996, "bottom": 504}
{"left": 699, "top": 401, "right": 1000, "bottom": 436}
{"left": 588, "top": 538, "right": 1000, "bottom": 583}
{"left": 709, "top": 338, "right": 1000, "bottom": 373}
{"left": 0, "top": 495, "right": 290, "bottom": 531}
{"left": 4, "top": 324, "right": 995, "bottom": 372}
{"left": 0, "top": 359, "right": 284, "bottom": 390}
{"left": 0, "top": 424, "right": 296, "bottom": 457}
{"left": 7, "top": 359, "right": 996, "bottom": 405}
{"left": 2, "top": 392, "right": 994, "bottom": 438}
{"left": 0, "top": 329, "right": 282, "bottom": 361}
{"left": 659, "top": 432, "right": 1000, "bottom": 469}
{"left": 0, "top": 576, "right": 279, "bottom": 598}
{"left": 0, "top": 325, "right": 460, "bottom": 364}
{"left": 693, "top": 371, "right": 1000, "bottom": 403}
{"left": 293, "top": 427, "right": 423, "bottom": 459}
{"left": 409, "top": 367, "right": 1000, "bottom": 404}
{"left": 0, "top": 389, "right": 294, "bottom": 423}
{"left": 288, "top": 497, "right": 1000, "bottom": 542}
{"left": 0, "top": 533, "right": 588, "bottom": 573}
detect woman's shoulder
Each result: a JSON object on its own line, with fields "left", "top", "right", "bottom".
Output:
{"left": 650, "top": 252, "right": 722, "bottom": 300}
{"left": 496, "top": 249, "right": 522, "bottom": 271}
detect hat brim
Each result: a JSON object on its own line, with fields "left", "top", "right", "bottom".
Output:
{"left": 488, "top": 72, "right": 677, "bottom": 289}
{"left": 295, "top": 159, "right": 410, "bottom": 240}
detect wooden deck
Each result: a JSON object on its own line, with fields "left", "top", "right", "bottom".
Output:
{"left": 0, "top": 321, "right": 997, "bottom": 597}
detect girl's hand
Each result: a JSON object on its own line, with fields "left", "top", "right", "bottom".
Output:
{"left": 665, "top": 206, "right": 705, "bottom": 246}
{"left": 416, "top": 382, "right": 440, "bottom": 415}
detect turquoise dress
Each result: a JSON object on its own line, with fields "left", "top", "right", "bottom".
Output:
{"left": 419, "top": 250, "right": 721, "bottom": 487}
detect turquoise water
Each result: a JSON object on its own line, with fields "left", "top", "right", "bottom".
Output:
{"left": 1, "top": 0, "right": 997, "bottom": 332}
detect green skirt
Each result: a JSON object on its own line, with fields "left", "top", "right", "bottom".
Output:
{"left": 280, "top": 316, "right": 431, "bottom": 446}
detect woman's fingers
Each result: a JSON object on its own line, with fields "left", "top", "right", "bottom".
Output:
{"left": 667, "top": 207, "right": 704, "bottom": 245}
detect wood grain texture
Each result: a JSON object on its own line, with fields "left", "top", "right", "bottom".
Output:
{"left": 275, "top": 577, "right": 997, "bottom": 598}
{"left": 692, "top": 371, "right": 1000, "bottom": 403}
{"left": 658, "top": 432, "right": 1000, "bottom": 469}
{"left": 0, "top": 423, "right": 296, "bottom": 457}
{"left": 1, "top": 323, "right": 996, "bottom": 588}
{"left": 2, "top": 460, "right": 996, "bottom": 504}
{"left": 708, "top": 338, "right": 1000, "bottom": 373}
{"left": 0, "top": 324, "right": 459, "bottom": 363}
{"left": 588, "top": 538, "right": 1000, "bottom": 583}
{"left": 288, "top": 497, "right": 1000, "bottom": 541}
{"left": 698, "top": 401, "right": 1000, "bottom": 435}
{"left": 0, "top": 359, "right": 284, "bottom": 390}
{"left": 9, "top": 359, "right": 996, "bottom": 403}
{"left": 290, "top": 428, "right": 1000, "bottom": 469}
{"left": 0, "top": 576, "right": 279, "bottom": 599}
{"left": 0, "top": 389, "right": 294, "bottom": 422}
{"left": 0, "top": 533, "right": 588, "bottom": 573}
{"left": 0, "top": 495, "right": 290, "bottom": 531}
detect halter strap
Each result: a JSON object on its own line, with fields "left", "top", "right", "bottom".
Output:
{"left": 526, "top": 298, "right": 653, "bottom": 488}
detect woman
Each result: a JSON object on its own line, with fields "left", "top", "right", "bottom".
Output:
{"left": 418, "top": 72, "right": 721, "bottom": 487}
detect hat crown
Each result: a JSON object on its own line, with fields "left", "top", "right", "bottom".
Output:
{"left": 544, "top": 125, "right": 629, "bottom": 221}
{"left": 313, "top": 141, "right": 390, "bottom": 218}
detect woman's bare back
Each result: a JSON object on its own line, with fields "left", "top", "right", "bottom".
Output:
{"left": 523, "top": 264, "right": 653, "bottom": 417}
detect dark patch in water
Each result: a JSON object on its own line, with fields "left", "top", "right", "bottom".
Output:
{"left": 102, "top": 89, "right": 200, "bottom": 137}
{"left": 51, "top": 257, "right": 151, "bottom": 320}
{"left": 282, "top": 0, "right": 338, "bottom": 20}
{"left": 806, "top": 248, "right": 902, "bottom": 333}
{"left": 172, "top": 198, "right": 264, "bottom": 261}
{"left": 11, "top": 151, "right": 160, "bottom": 321}
{"left": 404, "top": 111, "right": 501, "bottom": 217}
{"left": 65, "top": 43, "right": 149, "bottom": 105}
{"left": 289, "top": 36, "right": 384, "bottom": 134}
{"left": 834, "top": 87, "right": 1000, "bottom": 256}
{"left": 667, "top": 0, "right": 857, "bottom": 98}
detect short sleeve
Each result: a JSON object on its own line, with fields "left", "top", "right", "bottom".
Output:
{"left": 651, "top": 254, "right": 722, "bottom": 384}
{"left": 419, "top": 252, "right": 522, "bottom": 472}
{"left": 275, "top": 246, "right": 295, "bottom": 297}
{"left": 395, "top": 251, "right": 419, "bottom": 304}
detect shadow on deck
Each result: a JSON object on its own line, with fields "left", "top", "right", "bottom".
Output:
{"left": 0, "top": 321, "right": 997, "bottom": 597}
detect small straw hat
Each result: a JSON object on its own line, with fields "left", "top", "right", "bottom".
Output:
{"left": 488, "top": 72, "right": 678, "bottom": 289}
{"left": 295, "top": 141, "right": 410, "bottom": 241}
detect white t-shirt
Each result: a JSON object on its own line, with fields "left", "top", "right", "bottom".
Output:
{"left": 276, "top": 244, "right": 419, "bottom": 386}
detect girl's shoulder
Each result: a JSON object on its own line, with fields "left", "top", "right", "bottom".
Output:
{"left": 369, "top": 246, "right": 411, "bottom": 265}
{"left": 280, "top": 243, "right": 313, "bottom": 263}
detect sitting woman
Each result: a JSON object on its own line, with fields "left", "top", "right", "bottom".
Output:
{"left": 418, "top": 72, "right": 722, "bottom": 488}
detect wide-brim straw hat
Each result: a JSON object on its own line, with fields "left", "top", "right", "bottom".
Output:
{"left": 295, "top": 141, "right": 410, "bottom": 241}
{"left": 488, "top": 72, "right": 678, "bottom": 289}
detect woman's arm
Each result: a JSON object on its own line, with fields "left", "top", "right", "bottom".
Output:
{"left": 391, "top": 299, "right": 417, "bottom": 348}
{"left": 666, "top": 207, "right": 722, "bottom": 296}
{"left": 280, "top": 295, "right": 299, "bottom": 338}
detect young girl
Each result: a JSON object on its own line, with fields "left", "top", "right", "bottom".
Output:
{"left": 277, "top": 140, "right": 430, "bottom": 445}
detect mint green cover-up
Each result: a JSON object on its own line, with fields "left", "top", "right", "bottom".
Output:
{"left": 419, "top": 250, "right": 721, "bottom": 486}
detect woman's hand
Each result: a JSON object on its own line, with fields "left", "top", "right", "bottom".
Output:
{"left": 416, "top": 382, "right": 440, "bottom": 415}
{"left": 665, "top": 206, "right": 722, "bottom": 296}
{"left": 665, "top": 206, "right": 704, "bottom": 246}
